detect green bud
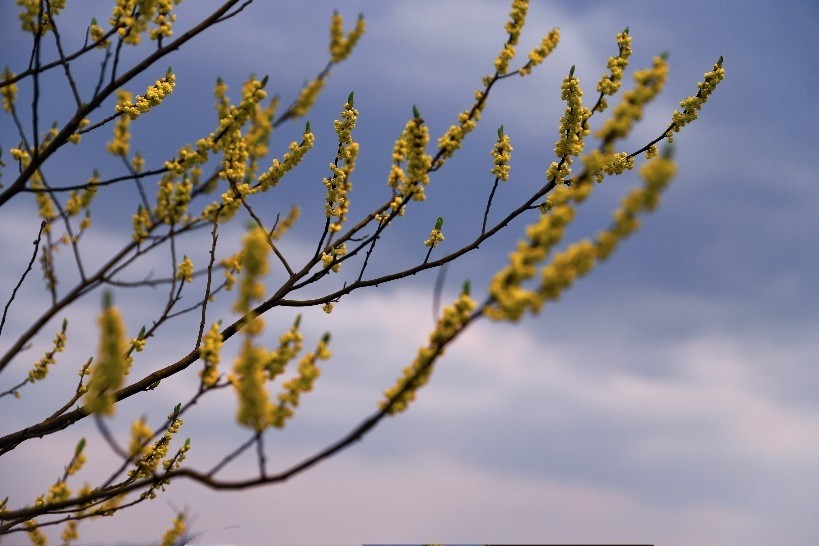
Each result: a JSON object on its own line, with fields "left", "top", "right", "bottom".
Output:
{"left": 462, "top": 280, "right": 471, "bottom": 296}
{"left": 322, "top": 332, "right": 331, "bottom": 344}
{"left": 305, "top": 121, "right": 311, "bottom": 133}
{"left": 294, "top": 314, "right": 302, "bottom": 328}
{"left": 434, "top": 216, "right": 444, "bottom": 230}
{"left": 412, "top": 104, "right": 421, "bottom": 119}
{"left": 347, "top": 91, "right": 354, "bottom": 106}
{"left": 568, "top": 65, "right": 575, "bottom": 78}
{"left": 716, "top": 55, "right": 723, "bottom": 67}
{"left": 497, "top": 125, "right": 504, "bottom": 139}
{"left": 74, "top": 438, "right": 86, "bottom": 456}
{"left": 102, "top": 290, "right": 113, "bottom": 310}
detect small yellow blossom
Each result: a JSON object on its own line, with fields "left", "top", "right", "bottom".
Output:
{"left": 89, "top": 17, "right": 109, "bottom": 48}
{"left": 132, "top": 205, "right": 153, "bottom": 243}
{"left": 28, "top": 319, "right": 68, "bottom": 382}
{"left": 330, "top": 12, "right": 366, "bottom": 64}
{"left": 17, "top": 0, "right": 65, "bottom": 34}
{"left": 671, "top": 56, "right": 725, "bottom": 133}
{"left": 270, "top": 334, "right": 331, "bottom": 428}
{"left": 160, "top": 513, "right": 186, "bottom": 546}
{"left": 596, "top": 28, "right": 632, "bottom": 99}
{"left": 116, "top": 68, "right": 176, "bottom": 120}
{"left": 520, "top": 27, "right": 560, "bottom": 76}
{"left": 597, "top": 54, "right": 668, "bottom": 147}
{"left": 265, "top": 316, "right": 303, "bottom": 380}
{"left": 270, "top": 205, "right": 300, "bottom": 240}
{"left": 108, "top": 90, "right": 133, "bottom": 155}
{"left": 291, "top": 78, "right": 324, "bottom": 119}
{"left": 424, "top": 217, "right": 445, "bottom": 248}
{"left": 1, "top": 67, "right": 17, "bottom": 112}
{"left": 176, "top": 255, "right": 194, "bottom": 283}
{"left": 381, "top": 291, "right": 476, "bottom": 414}
{"left": 84, "top": 293, "right": 128, "bottom": 416}
{"left": 199, "top": 322, "right": 223, "bottom": 387}
{"left": 491, "top": 127, "right": 513, "bottom": 181}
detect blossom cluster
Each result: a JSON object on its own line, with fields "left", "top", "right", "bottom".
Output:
{"left": 329, "top": 12, "right": 366, "bottom": 64}
{"left": 381, "top": 290, "right": 476, "bottom": 415}
{"left": 520, "top": 28, "right": 560, "bottom": 76}
{"left": 84, "top": 293, "right": 129, "bottom": 416}
{"left": 16, "top": 0, "right": 65, "bottom": 35}
{"left": 325, "top": 94, "right": 359, "bottom": 233}
{"left": 545, "top": 67, "right": 591, "bottom": 183}
{"left": 270, "top": 334, "right": 332, "bottom": 428}
{"left": 116, "top": 68, "right": 176, "bottom": 120}
{"left": 491, "top": 126, "right": 513, "bottom": 181}
{"left": 28, "top": 319, "right": 68, "bottom": 382}
{"left": 596, "top": 54, "right": 669, "bottom": 147}
{"left": 670, "top": 56, "right": 725, "bottom": 134}
{"left": 596, "top": 28, "right": 633, "bottom": 101}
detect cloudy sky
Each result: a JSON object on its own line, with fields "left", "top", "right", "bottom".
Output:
{"left": 1, "top": 1, "right": 817, "bottom": 545}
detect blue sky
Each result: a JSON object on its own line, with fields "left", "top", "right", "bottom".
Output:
{"left": 1, "top": 1, "right": 817, "bottom": 545}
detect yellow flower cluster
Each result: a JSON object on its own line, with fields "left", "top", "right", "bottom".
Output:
{"left": 24, "top": 520, "right": 47, "bottom": 546}
{"left": 545, "top": 67, "right": 591, "bottom": 183}
{"left": 68, "top": 117, "right": 90, "bottom": 145}
{"left": 154, "top": 172, "right": 193, "bottom": 224}
{"left": 270, "top": 334, "right": 332, "bottom": 428}
{"left": 28, "top": 319, "right": 68, "bottom": 382}
{"left": 270, "top": 205, "right": 300, "bottom": 240}
{"left": 1, "top": 67, "right": 17, "bottom": 112}
{"left": 597, "top": 154, "right": 676, "bottom": 258}
{"left": 110, "top": 0, "right": 181, "bottom": 45}
{"left": 596, "top": 28, "right": 632, "bottom": 100}
{"left": 199, "top": 322, "right": 223, "bottom": 387}
{"left": 596, "top": 54, "right": 668, "bottom": 147}
{"left": 130, "top": 415, "right": 184, "bottom": 479}
{"left": 381, "top": 290, "right": 476, "bottom": 415}
{"left": 485, "top": 183, "right": 579, "bottom": 321}
{"left": 232, "top": 228, "right": 272, "bottom": 431}
{"left": 291, "top": 78, "right": 324, "bottom": 120}
{"left": 107, "top": 90, "right": 132, "bottom": 155}
{"left": 265, "top": 316, "right": 303, "bottom": 380}
{"left": 520, "top": 28, "right": 560, "bottom": 76}
{"left": 436, "top": 104, "right": 484, "bottom": 168}
{"left": 148, "top": 0, "right": 181, "bottom": 41}
{"left": 491, "top": 126, "right": 513, "bottom": 181}
{"left": 487, "top": 153, "right": 676, "bottom": 322}
{"left": 128, "top": 417, "right": 153, "bottom": 458}
{"left": 89, "top": 18, "right": 109, "bottom": 48}
{"left": 325, "top": 94, "right": 359, "bottom": 232}
{"left": 670, "top": 56, "right": 725, "bottom": 134}
{"left": 16, "top": 0, "right": 65, "bottom": 34}
{"left": 494, "top": 0, "right": 529, "bottom": 74}
{"left": 160, "top": 513, "right": 187, "bottom": 546}
{"left": 424, "top": 217, "right": 445, "bottom": 248}
{"left": 176, "top": 255, "right": 194, "bottom": 283}
{"left": 329, "top": 12, "right": 366, "bottom": 64}
{"left": 65, "top": 172, "right": 99, "bottom": 217}
{"left": 116, "top": 68, "right": 176, "bottom": 120}
{"left": 132, "top": 204, "right": 153, "bottom": 243}
{"left": 84, "top": 293, "right": 128, "bottom": 416}
{"left": 256, "top": 126, "right": 315, "bottom": 191}
{"left": 405, "top": 113, "right": 432, "bottom": 201}
{"left": 321, "top": 242, "right": 347, "bottom": 273}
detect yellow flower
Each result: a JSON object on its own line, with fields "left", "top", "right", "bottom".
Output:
{"left": 270, "top": 334, "right": 331, "bottom": 428}
{"left": 671, "top": 56, "right": 725, "bottom": 133}
{"left": 84, "top": 293, "right": 128, "bottom": 416}
{"left": 177, "top": 255, "right": 194, "bottom": 283}
{"left": 596, "top": 28, "right": 632, "bottom": 99}
{"left": 491, "top": 127, "right": 513, "bottom": 181}
{"left": 107, "top": 90, "right": 133, "bottom": 155}
{"left": 381, "top": 291, "right": 475, "bottom": 414}
{"left": 520, "top": 28, "right": 560, "bottom": 76}
{"left": 1, "top": 67, "right": 17, "bottom": 112}
{"left": 199, "top": 322, "right": 223, "bottom": 387}
{"left": 116, "top": 68, "right": 176, "bottom": 120}
{"left": 329, "top": 12, "right": 366, "bottom": 64}
{"left": 424, "top": 217, "right": 445, "bottom": 248}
